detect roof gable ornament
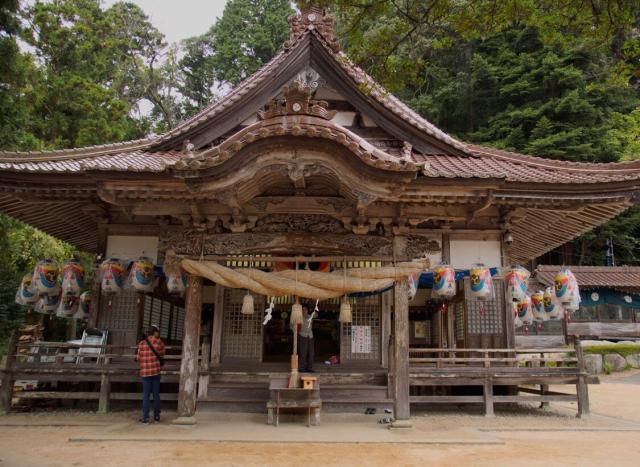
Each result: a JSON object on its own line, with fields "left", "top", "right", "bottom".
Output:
{"left": 285, "top": 5, "right": 340, "bottom": 52}
{"left": 258, "top": 79, "right": 337, "bottom": 121}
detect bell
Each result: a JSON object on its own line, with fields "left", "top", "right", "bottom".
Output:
{"left": 241, "top": 291, "right": 255, "bottom": 315}
{"left": 339, "top": 296, "right": 352, "bottom": 324}
{"left": 290, "top": 297, "right": 303, "bottom": 325}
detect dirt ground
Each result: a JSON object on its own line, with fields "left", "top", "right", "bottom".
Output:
{"left": 1, "top": 371, "right": 639, "bottom": 467}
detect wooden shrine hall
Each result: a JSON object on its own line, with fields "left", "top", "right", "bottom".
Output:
{"left": 1, "top": 7, "right": 640, "bottom": 424}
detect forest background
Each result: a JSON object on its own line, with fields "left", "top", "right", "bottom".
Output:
{"left": 0, "top": 0, "right": 638, "bottom": 351}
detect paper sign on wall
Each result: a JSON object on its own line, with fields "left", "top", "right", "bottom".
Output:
{"left": 351, "top": 325, "right": 371, "bottom": 354}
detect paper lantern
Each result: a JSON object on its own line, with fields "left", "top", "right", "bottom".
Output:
{"left": 290, "top": 298, "right": 304, "bottom": 326}
{"left": 60, "top": 259, "right": 85, "bottom": 296}
{"left": 554, "top": 268, "right": 580, "bottom": 304}
{"left": 36, "top": 294, "right": 61, "bottom": 314}
{"left": 339, "top": 296, "right": 352, "bottom": 323}
{"left": 516, "top": 294, "right": 533, "bottom": 326}
{"left": 543, "top": 286, "right": 563, "bottom": 319}
{"left": 33, "top": 259, "right": 60, "bottom": 297}
{"left": 15, "top": 272, "right": 38, "bottom": 305}
{"left": 531, "top": 290, "right": 547, "bottom": 321}
{"left": 100, "top": 258, "right": 125, "bottom": 294}
{"left": 166, "top": 270, "right": 187, "bottom": 295}
{"left": 512, "top": 302, "right": 522, "bottom": 328}
{"left": 57, "top": 293, "right": 79, "bottom": 318}
{"left": 505, "top": 266, "right": 530, "bottom": 302}
{"left": 75, "top": 291, "right": 91, "bottom": 320}
{"left": 432, "top": 264, "right": 456, "bottom": 298}
{"left": 129, "top": 257, "right": 155, "bottom": 292}
{"left": 470, "top": 265, "right": 492, "bottom": 299}
{"left": 241, "top": 291, "right": 255, "bottom": 315}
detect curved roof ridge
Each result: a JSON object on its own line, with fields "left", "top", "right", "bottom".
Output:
{"left": 469, "top": 144, "right": 640, "bottom": 172}
{"left": 0, "top": 137, "right": 155, "bottom": 162}
{"left": 309, "top": 29, "right": 472, "bottom": 155}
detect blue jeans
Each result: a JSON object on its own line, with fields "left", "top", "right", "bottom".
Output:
{"left": 142, "top": 374, "right": 161, "bottom": 421}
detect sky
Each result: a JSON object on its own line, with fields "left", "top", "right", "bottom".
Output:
{"left": 102, "top": 0, "right": 229, "bottom": 43}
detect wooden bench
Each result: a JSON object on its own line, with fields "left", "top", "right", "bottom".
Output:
{"left": 267, "top": 377, "right": 321, "bottom": 427}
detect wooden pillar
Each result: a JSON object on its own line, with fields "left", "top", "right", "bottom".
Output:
{"left": 210, "top": 285, "right": 224, "bottom": 366}
{"left": 392, "top": 280, "right": 411, "bottom": 427}
{"left": 0, "top": 331, "right": 18, "bottom": 414}
{"left": 575, "top": 340, "right": 590, "bottom": 418}
{"left": 174, "top": 275, "right": 203, "bottom": 424}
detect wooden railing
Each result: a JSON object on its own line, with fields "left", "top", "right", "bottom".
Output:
{"left": 0, "top": 334, "right": 208, "bottom": 414}
{"left": 407, "top": 343, "right": 590, "bottom": 418}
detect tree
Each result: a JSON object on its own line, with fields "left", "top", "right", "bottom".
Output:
{"left": 178, "top": 0, "right": 293, "bottom": 116}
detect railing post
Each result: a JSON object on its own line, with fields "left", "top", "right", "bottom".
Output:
{"left": 575, "top": 340, "right": 590, "bottom": 418}
{"left": 0, "top": 331, "right": 19, "bottom": 414}
{"left": 98, "top": 373, "right": 110, "bottom": 414}
{"left": 483, "top": 377, "right": 494, "bottom": 417}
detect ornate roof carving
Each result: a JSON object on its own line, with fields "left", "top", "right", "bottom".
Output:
{"left": 258, "top": 80, "right": 337, "bottom": 121}
{"left": 285, "top": 6, "right": 340, "bottom": 52}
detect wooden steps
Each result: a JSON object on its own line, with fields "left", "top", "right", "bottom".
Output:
{"left": 199, "top": 371, "right": 390, "bottom": 413}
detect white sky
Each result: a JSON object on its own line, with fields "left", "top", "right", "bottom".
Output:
{"left": 101, "top": 0, "right": 229, "bottom": 43}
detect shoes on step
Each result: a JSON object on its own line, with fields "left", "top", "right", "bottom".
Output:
{"left": 139, "top": 418, "right": 150, "bottom": 424}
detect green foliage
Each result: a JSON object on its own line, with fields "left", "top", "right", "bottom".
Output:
{"left": 583, "top": 344, "right": 640, "bottom": 358}
{"left": 603, "top": 361, "right": 614, "bottom": 375}
{"left": 178, "top": 0, "right": 293, "bottom": 116}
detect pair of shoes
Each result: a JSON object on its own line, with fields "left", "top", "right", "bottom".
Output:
{"left": 365, "top": 408, "right": 377, "bottom": 415}
{"left": 139, "top": 418, "right": 150, "bottom": 424}
{"left": 378, "top": 417, "right": 395, "bottom": 424}
{"left": 154, "top": 416, "right": 160, "bottom": 423}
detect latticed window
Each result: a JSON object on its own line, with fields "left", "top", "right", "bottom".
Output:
{"left": 341, "top": 294, "right": 381, "bottom": 362}
{"left": 222, "top": 288, "right": 263, "bottom": 360}
{"left": 465, "top": 277, "right": 505, "bottom": 335}
{"left": 142, "top": 296, "right": 185, "bottom": 341}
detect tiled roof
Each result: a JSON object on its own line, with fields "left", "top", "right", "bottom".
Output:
{"left": 0, "top": 9, "right": 639, "bottom": 186}
{"left": 534, "top": 265, "right": 640, "bottom": 290}
{"left": 414, "top": 147, "right": 640, "bottom": 183}
{"left": 0, "top": 151, "right": 181, "bottom": 173}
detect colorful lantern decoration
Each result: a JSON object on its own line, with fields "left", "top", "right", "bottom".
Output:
{"left": 554, "top": 268, "right": 580, "bottom": 304}
{"left": 531, "top": 290, "right": 547, "bottom": 321}
{"left": 543, "top": 286, "right": 563, "bottom": 319}
{"left": 515, "top": 294, "right": 533, "bottom": 327}
{"left": 36, "top": 294, "right": 61, "bottom": 314}
{"left": 432, "top": 264, "right": 456, "bottom": 298}
{"left": 100, "top": 258, "right": 125, "bottom": 294}
{"left": 75, "top": 291, "right": 92, "bottom": 320}
{"left": 469, "top": 264, "right": 492, "bottom": 299}
{"left": 33, "top": 259, "right": 60, "bottom": 296}
{"left": 129, "top": 256, "right": 155, "bottom": 292}
{"left": 61, "top": 259, "right": 85, "bottom": 296}
{"left": 15, "top": 272, "right": 38, "bottom": 305}
{"left": 505, "top": 266, "right": 530, "bottom": 302}
{"left": 56, "top": 294, "right": 79, "bottom": 318}
{"left": 165, "top": 269, "right": 187, "bottom": 295}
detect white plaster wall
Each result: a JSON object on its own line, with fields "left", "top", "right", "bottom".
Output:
{"left": 331, "top": 111, "right": 356, "bottom": 126}
{"left": 450, "top": 240, "right": 502, "bottom": 269}
{"left": 106, "top": 236, "right": 159, "bottom": 263}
